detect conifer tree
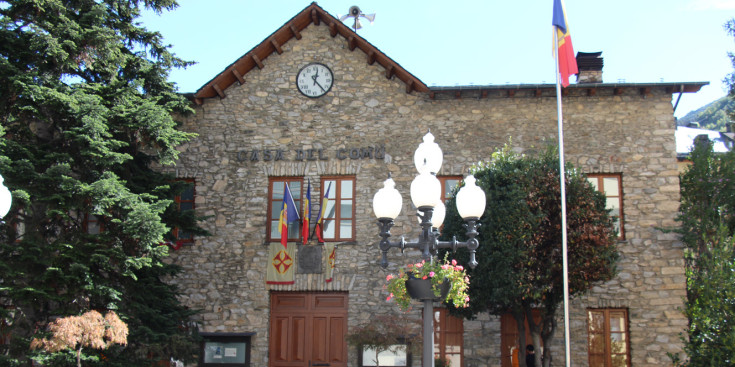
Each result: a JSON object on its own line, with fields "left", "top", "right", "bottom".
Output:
{"left": 0, "top": 0, "right": 203, "bottom": 364}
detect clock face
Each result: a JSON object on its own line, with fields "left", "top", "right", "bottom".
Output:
{"left": 296, "top": 63, "right": 333, "bottom": 98}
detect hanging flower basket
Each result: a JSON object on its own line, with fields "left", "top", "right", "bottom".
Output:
{"left": 405, "top": 274, "right": 451, "bottom": 300}
{"left": 385, "top": 255, "right": 471, "bottom": 311}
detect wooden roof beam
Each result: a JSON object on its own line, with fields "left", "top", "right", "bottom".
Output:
{"left": 587, "top": 88, "right": 597, "bottom": 96}
{"left": 406, "top": 80, "right": 414, "bottom": 94}
{"left": 385, "top": 64, "right": 394, "bottom": 79}
{"left": 212, "top": 84, "right": 225, "bottom": 99}
{"left": 455, "top": 91, "right": 461, "bottom": 99}
{"left": 193, "top": 98, "right": 203, "bottom": 106}
{"left": 348, "top": 36, "right": 357, "bottom": 51}
{"left": 252, "top": 54, "right": 264, "bottom": 69}
{"left": 289, "top": 24, "right": 302, "bottom": 40}
{"left": 328, "top": 22, "right": 337, "bottom": 37}
{"left": 639, "top": 87, "right": 651, "bottom": 98}
{"left": 614, "top": 87, "right": 623, "bottom": 95}
{"left": 270, "top": 38, "right": 283, "bottom": 54}
{"left": 534, "top": 89, "right": 542, "bottom": 97}
{"left": 367, "top": 51, "right": 376, "bottom": 65}
{"left": 481, "top": 90, "right": 488, "bottom": 99}
{"left": 311, "top": 9, "right": 320, "bottom": 25}
{"left": 429, "top": 91, "right": 436, "bottom": 99}
{"left": 231, "top": 69, "right": 245, "bottom": 85}
{"left": 507, "top": 90, "right": 515, "bottom": 98}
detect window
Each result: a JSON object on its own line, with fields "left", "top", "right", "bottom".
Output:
{"left": 586, "top": 174, "right": 624, "bottom": 239}
{"left": 267, "top": 178, "right": 303, "bottom": 242}
{"left": 173, "top": 179, "right": 196, "bottom": 242}
{"left": 438, "top": 176, "right": 462, "bottom": 204}
{"left": 85, "top": 214, "right": 103, "bottom": 234}
{"left": 360, "top": 341, "right": 411, "bottom": 367}
{"left": 320, "top": 177, "right": 355, "bottom": 241}
{"left": 433, "top": 309, "right": 463, "bottom": 367}
{"left": 587, "top": 309, "right": 630, "bottom": 367}
{"left": 200, "top": 332, "right": 253, "bottom": 366}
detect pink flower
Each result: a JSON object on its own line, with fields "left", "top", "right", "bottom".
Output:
{"left": 422, "top": 275, "right": 428, "bottom": 280}
{"left": 442, "top": 264, "right": 450, "bottom": 270}
{"left": 386, "top": 274, "right": 394, "bottom": 281}
{"left": 416, "top": 263, "right": 423, "bottom": 268}
{"left": 451, "top": 259, "right": 457, "bottom": 266}
{"left": 429, "top": 271, "right": 435, "bottom": 277}
{"left": 407, "top": 264, "right": 413, "bottom": 268}
{"left": 456, "top": 265, "right": 464, "bottom": 271}
{"left": 465, "top": 296, "right": 470, "bottom": 302}
{"left": 464, "top": 277, "right": 470, "bottom": 282}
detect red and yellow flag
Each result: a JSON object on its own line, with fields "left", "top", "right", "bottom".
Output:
{"left": 312, "top": 181, "right": 332, "bottom": 243}
{"left": 278, "top": 183, "right": 300, "bottom": 249}
{"left": 552, "top": 0, "right": 578, "bottom": 87}
{"left": 302, "top": 180, "right": 311, "bottom": 245}
{"left": 325, "top": 242, "right": 336, "bottom": 283}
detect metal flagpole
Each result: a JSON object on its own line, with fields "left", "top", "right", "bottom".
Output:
{"left": 554, "top": 27, "right": 572, "bottom": 367}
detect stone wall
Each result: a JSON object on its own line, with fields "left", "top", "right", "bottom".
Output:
{"left": 167, "top": 24, "right": 685, "bottom": 367}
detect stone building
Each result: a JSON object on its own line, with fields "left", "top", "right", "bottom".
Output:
{"left": 166, "top": 3, "right": 706, "bottom": 367}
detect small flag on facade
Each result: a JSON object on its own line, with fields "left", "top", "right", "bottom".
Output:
{"left": 325, "top": 242, "right": 336, "bottom": 283}
{"left": 312, "top": 181, "right": 332, "bottom": 243}
{"left": 266, "top": 242, "right": 296, "bottom": 285}
{"left": 279, "top": 183, "right": 300, "bottom": 249}
{"left": 302, "top": 179, "right": 312, "bottom": 245}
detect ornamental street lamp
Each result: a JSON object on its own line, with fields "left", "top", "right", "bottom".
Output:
{"left": 372, "top": 132, "right": 486, "bottom": 367}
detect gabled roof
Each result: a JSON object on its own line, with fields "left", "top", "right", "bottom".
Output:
{"left": 191, "top": 2, "right": 428, "bottom": 104}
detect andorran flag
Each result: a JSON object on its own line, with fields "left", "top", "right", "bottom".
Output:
{"left": 266, "top": 242, "right": 296, "bottom": 285}
{"left": 325, "top": 242, "right": 336, "bottom": 283}
{"left": 279, "top": 183, "right": 300, "bottom": 249}
{"left": 312, "top": 181, "right": 332, "bottom": 243}
{"left": 302, "top": 179, "right": 312, "bottom": 245}
{"left": 552, "top": 0, "right": 578, "bottom": 87}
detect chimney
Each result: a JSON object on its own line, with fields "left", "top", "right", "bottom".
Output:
{"left": 576, "top": 52, "right": 603, "bottom": 83}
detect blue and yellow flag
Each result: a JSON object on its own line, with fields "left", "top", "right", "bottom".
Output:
{"left": 278, "top": 183, "right": 300, "bottom": 249}
{"left": 552, "top": 0, "right": 578, "bottom": 87}
{"left": 312, "top": 181, "right": 332, "bottom": 243}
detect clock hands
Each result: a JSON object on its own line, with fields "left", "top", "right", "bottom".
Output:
{"left": 311, "top": 73, "right": 327, "bottom": 93}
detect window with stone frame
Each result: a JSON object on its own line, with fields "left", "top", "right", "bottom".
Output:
{"left": 586, "top": 173, "right": 624, "bottom": 239}
{"left": 267, "top": 177, "right": 303, "bottom": 242}
{"left": 172, "top": 178, "right": 196, "bottom": 243}
{"left": 438, "top": 176, "right": 463, "bottom": 204}
{"left": 433, "top": 308, "right": 463, "bottom": 367}
{"left": 587, "top": 308, "right": 631, "bottom": 367}
{"left": 319, "top": 176, "right": 355, "bottom": 242}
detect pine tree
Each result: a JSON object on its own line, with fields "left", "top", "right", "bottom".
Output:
{"left": 0, "top": 0, "right": 203, "bottom": 364}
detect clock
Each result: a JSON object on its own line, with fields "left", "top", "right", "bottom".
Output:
{"left": 296, "top": 63, "right": 333, "bottom": 98}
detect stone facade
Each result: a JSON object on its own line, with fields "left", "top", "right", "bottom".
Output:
{"left": 166, "top": 5, "right": 699, "bottom": 367}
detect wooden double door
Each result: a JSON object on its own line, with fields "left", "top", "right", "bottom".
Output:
{"left": 269, "top": 292, "right": 348, "bottom": 367}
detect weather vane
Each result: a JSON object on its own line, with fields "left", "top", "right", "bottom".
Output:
{"left": 339, "top": 5, "right": 375, "bottom": 32}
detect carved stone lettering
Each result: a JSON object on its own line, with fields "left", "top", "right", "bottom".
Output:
{"left": 295, "top": 149, "right": 305, "bottom": 161}
{"left": 337, "top": 148, "right": 348, "bottom": 160}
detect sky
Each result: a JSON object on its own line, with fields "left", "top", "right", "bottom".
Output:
{"left": 140, "top": 0, "right": 735, "bottom": 118}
